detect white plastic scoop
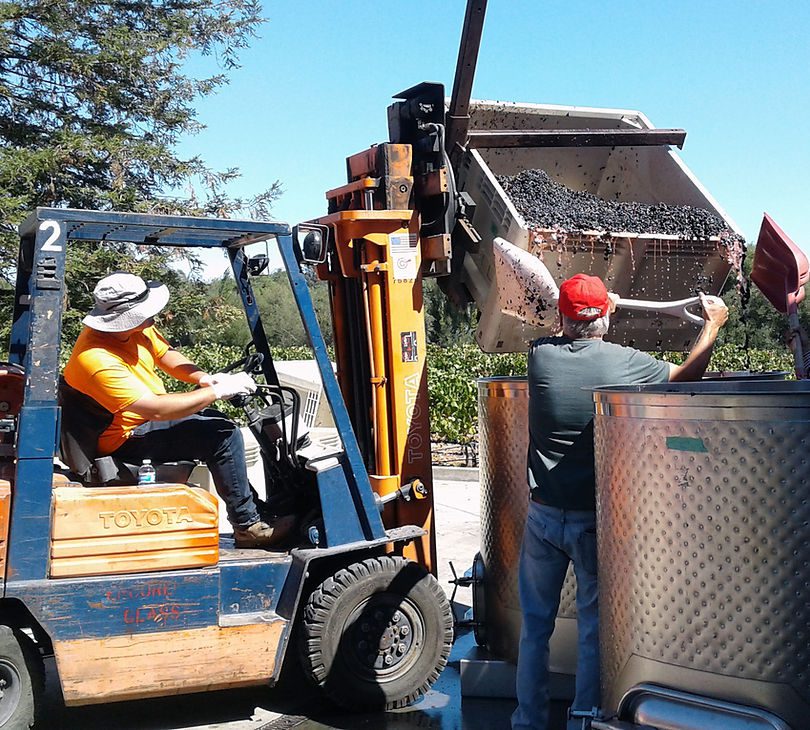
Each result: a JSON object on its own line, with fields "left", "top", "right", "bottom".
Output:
{"left": 614, "top": 295, "right": 704, "bottom": 325}
{"left": 493, "top": 237, "right": 706, "bottom": 327}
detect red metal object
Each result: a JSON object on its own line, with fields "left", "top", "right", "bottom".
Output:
{"left": 751, "top": 213, "right": 809, "bottom": 377}
{"left": 751, "top": 213, "right": 808, "bottom": 313}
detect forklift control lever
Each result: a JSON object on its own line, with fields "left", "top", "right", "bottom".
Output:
{"left": 374, "top": 479, "right": 428, "bottom": 511}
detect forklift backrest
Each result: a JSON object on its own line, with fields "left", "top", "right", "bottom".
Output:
{"left": 58, "top": 377, "right": 196, "bottom": 486}
{"left": 0, "top": 363, "right": 25, "bottom": 418}
{"left": 0, "top": 363, "right": 25, "bottom": 464}
{"left": 57, "top": 377, "right": 114, "bottom": 482}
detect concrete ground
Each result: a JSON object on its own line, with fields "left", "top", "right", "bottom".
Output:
{"left": 39, "top": 474, "right": 567, "bottom": 730}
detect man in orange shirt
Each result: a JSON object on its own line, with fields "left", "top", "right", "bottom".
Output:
{"left": 64, "top": 272, "right": 294, "bottom": 548}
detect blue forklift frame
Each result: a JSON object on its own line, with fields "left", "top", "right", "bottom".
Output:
{"left": 1, "top": 207, "right": 420, "bottom": 696}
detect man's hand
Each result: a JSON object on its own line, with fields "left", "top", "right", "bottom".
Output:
{"left": 209, "top": 372, "right": 257, "bottom": 401}
{"left": 669, "top": 294, "right": 728, "bottom": 382}
{"left": 607, "top": 292, "right": 620, "bottom": 315}
{"left": 699, "top": 293, "right": 729, "bottom": 329}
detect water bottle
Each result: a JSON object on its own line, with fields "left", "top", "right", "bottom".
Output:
{"left": 137, "top": 459, "right": 156, "bottom": 486}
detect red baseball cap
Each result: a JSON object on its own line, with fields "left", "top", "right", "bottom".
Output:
{"left": 558, "top": 274, "right": 609, "bottom": 321}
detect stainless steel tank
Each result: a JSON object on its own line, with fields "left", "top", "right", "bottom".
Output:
{"left": 593, "top": 380, "right": 810, "bottom": 730}
{"left": 477, "top": 376, "right": 577, "bottom": 674}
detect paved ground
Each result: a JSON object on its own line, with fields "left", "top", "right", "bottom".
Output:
{"left": 40, "top": 476, "right": 522, "bottom": 729}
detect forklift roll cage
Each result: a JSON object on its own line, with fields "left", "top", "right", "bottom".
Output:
{"left": 6, "top": 207, "right": 396, "bottom": 590}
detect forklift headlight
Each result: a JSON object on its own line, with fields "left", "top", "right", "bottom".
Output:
{"left": 294, "top": 224, "right": 328, "bottom": 264}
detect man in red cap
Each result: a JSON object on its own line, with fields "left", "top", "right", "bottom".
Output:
{"left": 512, "top": 273, "right": 728, "bottom": 730}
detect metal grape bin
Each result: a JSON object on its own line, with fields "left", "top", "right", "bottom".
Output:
{"left": 457, "top": 100, "right": 741, "bottom": 353}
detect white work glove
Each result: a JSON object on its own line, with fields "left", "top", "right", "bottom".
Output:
{"left": 208, "top": 372, "right": 257, "bottom": 400}
{"left": 199, "top": 372, "right": 228, "bottom": 387}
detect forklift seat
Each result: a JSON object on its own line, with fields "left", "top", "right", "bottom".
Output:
{"left": 58, "top": 377, "right": 196, "bottom": 486}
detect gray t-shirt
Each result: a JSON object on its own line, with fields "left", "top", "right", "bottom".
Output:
{"left": 528, "top": 336, "right": 671, "bottom": 510}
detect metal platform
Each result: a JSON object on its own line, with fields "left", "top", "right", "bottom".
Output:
{"left": 459, "top": 643, "right": 575, "bottom": 701}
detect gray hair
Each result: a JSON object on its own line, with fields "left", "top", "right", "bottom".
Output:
{"left": 561, "top": 313, "right": 610, "bottom": 339}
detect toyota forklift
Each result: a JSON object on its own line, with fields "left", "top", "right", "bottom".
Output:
{"left": 0, "top": 208, "right": 453, "bottom": 728}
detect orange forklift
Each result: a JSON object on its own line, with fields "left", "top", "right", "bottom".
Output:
{"left": 0, "top": 208, "right": 453, "bottom": 728}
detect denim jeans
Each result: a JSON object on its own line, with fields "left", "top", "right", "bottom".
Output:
{"left": 113, "top": 409, "right": 260, "bottom": 529}
{"left": 512, "top": 501, "right": 600, "bottom": 730}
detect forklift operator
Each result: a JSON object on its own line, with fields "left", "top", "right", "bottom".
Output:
{"left": 63, "top": 271, "right": 295, "bottom": 549}
{"left": 512, "top": 274, "right": 729, "bottom": 730}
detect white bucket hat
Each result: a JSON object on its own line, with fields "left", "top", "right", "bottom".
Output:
{"left": 83, "top": 272, "right": 170, "bottom": 333}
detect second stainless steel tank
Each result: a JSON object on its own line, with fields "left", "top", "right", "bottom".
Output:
{"left": 477, "top": 376, "right": 577, "bottom": 673}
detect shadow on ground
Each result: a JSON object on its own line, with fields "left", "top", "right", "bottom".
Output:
{"left": 259, "top": 631, "right": 572, "bottom": 730}
{"left": 42, "top": 630, "right": 570, "bottom": 730}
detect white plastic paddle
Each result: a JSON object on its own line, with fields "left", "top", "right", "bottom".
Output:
{"left": 493, "top": 237, "right": 707, "bottom": 327}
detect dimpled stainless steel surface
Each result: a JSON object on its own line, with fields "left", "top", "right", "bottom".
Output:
{"left": 593, "top": 381, "right": 810, "bottom": 730}
{"left": 478, "top": 377, "right": 577, "bottom": 669}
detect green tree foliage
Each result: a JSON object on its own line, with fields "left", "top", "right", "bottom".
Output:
{"left": 426, "top": 343, "right": 794, "bottom": 446}
{"left": 424, "top": 278, "right": 478, "bottom": 346}
{"left": 43, "top": 243, "right": 243, "bottom": 366}
{"left": 426, "top": 344, "right": 526, "bottom": 444}
{"left": 0, "top": 0, "right": 278, "bottom": 274}
{"left": 155, "top": 339, "right": 795, "bottom": 441}
{"left": 202, "top": 267, "right": 334, "bottom": 350}
{"left": 717, "top": 244, "right": 810, "bottom": 351}
{"left": 0, "top": 0, "right": 283, "bottom": 352}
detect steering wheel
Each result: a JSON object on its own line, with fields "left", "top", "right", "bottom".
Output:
{"left": 220, "top": 344, "right": 305, "bottom": 470}
{"left": 222, "top": 342, "right": 264, "bottom": 376}
{"left": 223, "top": 343, "right": 305, "bottom": 462}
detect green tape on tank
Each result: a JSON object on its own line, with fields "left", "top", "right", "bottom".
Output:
{"left": 666, "top": 436, "right": 707, "bottom": 452}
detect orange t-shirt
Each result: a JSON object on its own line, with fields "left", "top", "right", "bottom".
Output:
{"left": 63, "top": 326, "right": 170, "bottom": 455}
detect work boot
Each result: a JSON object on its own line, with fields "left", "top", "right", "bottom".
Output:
{"left": 234, "top": 514, "right": 296, "bottom": 549}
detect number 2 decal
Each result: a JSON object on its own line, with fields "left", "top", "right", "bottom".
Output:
{"left": 40, "top": 220, "right": 62, "bottom": 252}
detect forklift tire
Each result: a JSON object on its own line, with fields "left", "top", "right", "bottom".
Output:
{"left": 299, "top": 555, "right": 453, "bottom": 711}
{"left": 0, "top": 626, "right": 43, "bottom": 729}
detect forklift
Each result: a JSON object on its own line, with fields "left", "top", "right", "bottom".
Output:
{"left": 0, "top": 15, "right": 486, "bottom": 727}
{"left": 0, "top": 208, "right": 453, "bottom": 728}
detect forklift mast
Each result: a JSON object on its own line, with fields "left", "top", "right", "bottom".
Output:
{"left": 304, "top": 140, "right": 443, "bottom": 573}
{"left": 300, "top": 2, "right": 489, "bottom": 575}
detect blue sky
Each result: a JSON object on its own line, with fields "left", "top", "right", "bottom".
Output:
{"left": 179, "top": 1, "right": 810, "bottom": 276}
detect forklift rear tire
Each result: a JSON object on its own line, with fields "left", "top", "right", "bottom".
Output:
{"left": 299, "top": 555, "right": 453, "bottom": 710}
{"left": 0, "top": 626, "right": 43, "bottom": 729}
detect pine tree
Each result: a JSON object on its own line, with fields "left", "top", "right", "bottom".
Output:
{"left": 0, "top": 0, "right": 279, "bottom": 280}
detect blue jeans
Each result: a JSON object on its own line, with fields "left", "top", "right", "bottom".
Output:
{"left": 512, "top": 501, "right": 600, "bottom": 730}
{"left": 113, "top": 409, "right": 260, "bottom": 529}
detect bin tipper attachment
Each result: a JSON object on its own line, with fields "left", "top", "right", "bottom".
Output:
{"left": 296, "top": 0, "right": 706, "bottom": 578}
{"left": 302, "top": 2, "right": 768, "bottom": 729}
{"left": 294, "top": 2, "right": 493, "bottom": 574}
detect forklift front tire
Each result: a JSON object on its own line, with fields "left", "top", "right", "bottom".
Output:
{"left": 0, "top": 626, "right": 43, "bottom": 729}
{"left": 299, "top": 555, "right": 453, "bottom": 711}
